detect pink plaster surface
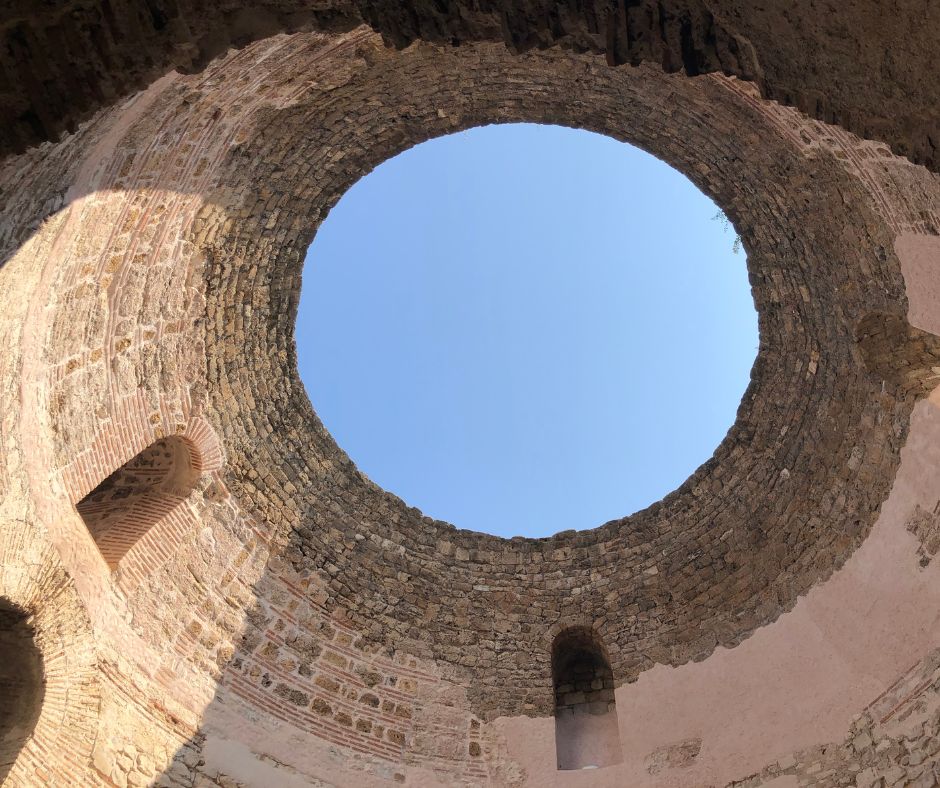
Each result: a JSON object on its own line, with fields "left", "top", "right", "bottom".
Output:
{"left": 898, "top": 232, "right": 940, "bottom": 335}
{"left": 493, "top": 233, "right": 940, "bottom": 786}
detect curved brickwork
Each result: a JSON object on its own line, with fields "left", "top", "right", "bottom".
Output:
{"left": 0, "top": 526, "right": 100, "bottom": 787}
{"left": 76, "top": 435, "right": 203, "bottom": 567}
{"left": 0, "top": 599, "right": 43, "bottom": 783}
{"left": 1, "top": 18, "right": 940, "bottom": 788}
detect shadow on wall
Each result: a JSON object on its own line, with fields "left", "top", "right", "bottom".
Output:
{"left": 0, "top": 598, "right": 45, "bottom": 784}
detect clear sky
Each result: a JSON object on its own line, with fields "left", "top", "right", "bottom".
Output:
{"left": 297, "top": 123, "right": 757, "bottom": 539}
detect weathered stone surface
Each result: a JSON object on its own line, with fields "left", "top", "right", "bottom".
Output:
{"left": 2, "top": 8, "right": 940, "bottom": 788}
{"left": 3, "top": 2, "right": 940, "bottom": 174}
{"left": 646, "top": 738, "right": 702, "bottom": 775}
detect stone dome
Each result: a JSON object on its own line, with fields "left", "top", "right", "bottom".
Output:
{"left": 2, "top": 2, "right": 940, "bottom": 786}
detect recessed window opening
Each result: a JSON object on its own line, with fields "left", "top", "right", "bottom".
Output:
{"left": 552, "top": 627, "right": 622, "bottom": 770}
{"left": 0, "top": 598, "right": 44, "bottom": 782}
{"left": 75, "top": 436, "right": 201, "bottom": 568}
{"left": 298, "top": 123, "right": 757, "bottom": 538}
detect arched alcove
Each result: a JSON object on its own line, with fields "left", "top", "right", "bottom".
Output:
{"left": 0, "top": 598, "right": 44, "bottom": 783}
{"left": 552, "top": 627, "right": 622, "bottom": 770}
{"left": 75, "top": 436, "right": 202, "bottom": 568}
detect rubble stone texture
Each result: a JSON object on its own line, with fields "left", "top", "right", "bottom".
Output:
{"left": 1, "top": 2, "right": 940, "bottom": 786}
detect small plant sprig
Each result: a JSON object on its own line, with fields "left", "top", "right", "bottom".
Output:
{"left": 712, "top": 209, "right": 742, "bottom": 255}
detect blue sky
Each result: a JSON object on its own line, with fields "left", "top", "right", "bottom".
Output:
{"left": 297, "top": 123, "right": 756, "bottom": 538}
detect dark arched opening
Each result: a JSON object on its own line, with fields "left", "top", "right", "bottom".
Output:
{"left": 76, "top": 435, "right": 201, "bottom": 568}
{"left": 552, "top": 627, "right": 622, "bottom": 770}
{"left": 0, "top": 598, "right": 44, "bottom": 782}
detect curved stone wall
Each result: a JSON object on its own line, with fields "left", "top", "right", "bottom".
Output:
{"left": 3, "top": 1, "right": 940, "bottom": 175}
{"left": 194, "top": 32, "right": 921, "bottom": 718}
{"left": 1, "top": 15, "right": 940, "bottom": 788}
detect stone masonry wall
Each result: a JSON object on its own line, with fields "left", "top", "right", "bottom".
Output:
{"left": 193, "top": 31, "right": 929, "bottom": 721}
{"left": 1, "top": 17, "right": 940, "bottom": 788}
{"left": 3, "top": 2, "right": 940, "bottom": 176}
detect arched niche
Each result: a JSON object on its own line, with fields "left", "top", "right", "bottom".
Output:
{"left": 75, "top": 435, "right": 202, "bottom": 568}
{"left": 552, "top": 627, "right": 622, "bottom": 770}
{"left": 0, "top": 598, "right": 44, "bottom": 782}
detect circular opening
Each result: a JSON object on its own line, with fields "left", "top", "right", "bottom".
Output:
{"left": 298, "top": 123, "right": 757, "bottom": 538}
